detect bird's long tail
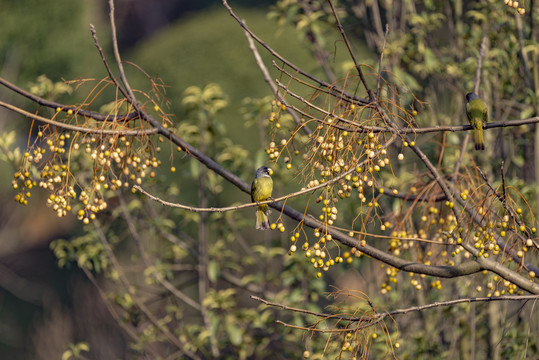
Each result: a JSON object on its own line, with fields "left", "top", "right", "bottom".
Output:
{"left": 474, "top": 122, "right": 485, "bottom": 151}
{"left": 255, "top": 207, "right": 270, "bottom": 230}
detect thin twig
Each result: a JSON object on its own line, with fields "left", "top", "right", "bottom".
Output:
{"left": 90, "top": 24, "right": 129, "bottom": 100}
{"left": 473, "top": 36, "right": 488, "bottom": 95}
{"left": 222, "top": 0, "right": 371, "bottom": 106}
{"left": 81, "top": 267, "right": 163, "bottom": 359}
{"left": 0, "top": 76, "right": 138, "bottom": 122}
{"left": 327, "top": 0, "right": 375, "bottom": 100}
{"left": 93, "top": 219, "right": 200, "bottom": 358}
{"left": 299, "top": 0, "right": 336, "bottom": 83}
{"left": 108, "top": 0, "right": 137, "bottom": 106}
{"left": 254, "top": 293, "right": 539, "bottom": 328}
{"left": 117, "top": 194, "right": 202, "bottom": 311}
{"left": 376, "top": 25, "right": 390, "bottom": 99}
{"left": 477, "top": 166, "right": 539, "bottom": 251}
{"left": 242, "top": 28, "right": 310, "bottom": 134}
{"left": 0, "top": 100, "right": 156, "bottom": 135}
{"left": 134, "top": 151, "right": 379, "bottom": 213}
{"left": 272, "top": 61, "right": 373, "bottom": 109}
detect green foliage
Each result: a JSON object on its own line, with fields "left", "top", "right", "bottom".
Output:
{"left": 61, "top": 342, "right": 90, "bottom": 360}
{"left": 500, "top": 325, "right": 538, "bottom": 358}
{"left": 28, "top": 75, "right": 72, "bottom": 99}
{"left": 268, "top": 0, "right": 343, "bottom": 48}
{"left": 50, "top": 229, "right": 108, "bottom": 272}
{"left": 0, "top": 131, "right": 21, "bottom": 165}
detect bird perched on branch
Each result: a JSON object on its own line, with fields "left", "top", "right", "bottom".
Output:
{"left": 465, "top": 92, "right": 488, "bottom": 151}
{"left": 251, "top": 166, "right": 273, "bottom": 230}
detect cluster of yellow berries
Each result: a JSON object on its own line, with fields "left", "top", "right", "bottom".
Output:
{"left": 504, "top": 0, "right": 526, "bottom": 15}
{"left": 47, "top": 188, "right": 76, "bottom": 218}
{"left": 270, "top": 222, "right": 285, "bottom": 232}
{"left": 477, "top": 274, "right": 525, "bottom": 296}
{"left": 285, "top": 225, "right": 348, "bottom": 277}
{"left": 265, "top": 96, "right": 421, "bottom": 277}
{"left": 381, "top": 266, "right": 399, "bottom": 294}
{"left": 12, "top": 170, "right": 35, "bottom": 205}
{"left": 13, "top": 125, "right": 164, "bottom": 223}
{"left": 267, "top": 95, "right": 418, "bottom": 235}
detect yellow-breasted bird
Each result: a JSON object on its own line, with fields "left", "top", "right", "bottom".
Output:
{"left": 251, "top": 166, "right": 273, "bottom": 230}
{"left": 465, "top": 92, "right": 488, "bottom": 151}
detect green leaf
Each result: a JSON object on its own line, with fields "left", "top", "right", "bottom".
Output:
{"left": 226, "top": 322, "right": 243, "bottom": 346}
{"left": 190, "top": 158, "right": 200, "bottom": 179}
{"left": 208, "top": 260, "right": 220, "bottom": 283}
{"left": 520, "top": 106, "right": 535, "bottom": 120}
{"left": 61, "top": 350, "right": 73, "bottom": 360}
{"left": 513, "top": 155, "right": 524, "bottom": 167}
